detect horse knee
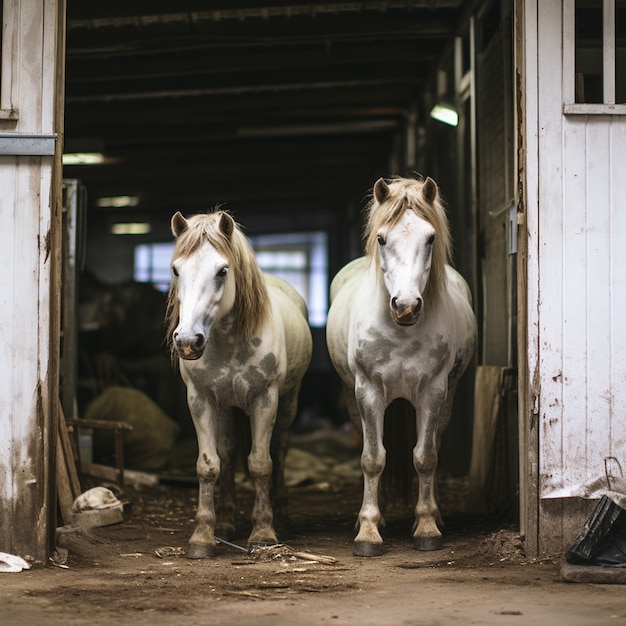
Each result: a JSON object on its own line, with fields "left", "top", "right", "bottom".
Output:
{"left": 413, "top": 449, "right": 437, "bottom": 475}
{"left": 196, "top": 455, "right": 219, "bottom": 482}
{"left": 248, "top": 455, "right": 272, "bottom": 480}
{"left": 361, "top": 450, "right": 386, "bottom": 476}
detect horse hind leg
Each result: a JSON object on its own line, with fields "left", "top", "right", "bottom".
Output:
{"left": 215, "top": 408, "right": 240, "bottom": 540}
{"left": 270, "top": 387, "right": 302, "bottom": 528}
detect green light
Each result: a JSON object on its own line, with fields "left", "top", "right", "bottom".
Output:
{"left": 97, "top": 196, "right": 140, "bottom": 208}
{"left": 430, "top": 104, "right": 459, "bottom": 127}
{"left": 63, "top": 152, "right": 105, "bottom": 165}
{"left": 111, "top": 222, "right": 151, "bottom": 235}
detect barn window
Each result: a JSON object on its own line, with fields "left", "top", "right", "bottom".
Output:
{"left": 0, "top": 0, "right": 17, "bottom": 121}
{"left": 564, "top": 0, "right": 626, "bottom": 113}
{"left": 134, "top": 231, "right": 329, "bottom": 327}
{"left": 250, "top": 231, "right": 328, "bottom": 328}
{"left": 0, "top": 0, "right": 18, "bottom": 121}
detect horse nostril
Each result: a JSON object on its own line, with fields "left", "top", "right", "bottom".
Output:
{"left": 415, "top": 298, "right": 423, "bottom": 313}
{"left": 391, "top": 297, "right": 398, "bottom": 310}
{"left": 194, "top": 334, "right": 204, "bottom": 349}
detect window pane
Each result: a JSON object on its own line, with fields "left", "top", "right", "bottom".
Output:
{"left": 250, "top": 231, "right": 329, "bottom": 327}
{"left": 134, "top": 231, "right": 329, "bottom": 327}
{"left": 575, "top": 0, "right": 604, "bottom": 103}
{"left": 617, "top": 1, "right": 626, "bottom": 103}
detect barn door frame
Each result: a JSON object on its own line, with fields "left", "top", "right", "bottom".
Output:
{"left": 0, "top": 0, "right": 66, "bottom": 560}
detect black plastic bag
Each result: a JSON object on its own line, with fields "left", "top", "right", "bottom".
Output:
{"left": 566, "top": 495, "right": 626, "bottom": 567}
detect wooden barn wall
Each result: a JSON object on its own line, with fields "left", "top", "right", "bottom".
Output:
{"left": 519, "top": 0, "right": 626, "bottom": 556}
{"left": 454, "top": 1, "right": 519, "bottom": 519}
{"left": 0, "top": 0, "right": 64, "bottom": 560}
{"left": 476, "top": 8, "right": 514, "bottom": 367}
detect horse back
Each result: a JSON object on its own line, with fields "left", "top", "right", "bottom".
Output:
{"left": 264, "top": 273, "right": 308, "bottom": 319}
{"left": 329, "top": 256, "right": 368, "bottom": 302}
{"left": 442, "top": 265, "right": 477, "bottom": 384}
{"left": 264, "top": 273, "right": 312, "bottom": 386}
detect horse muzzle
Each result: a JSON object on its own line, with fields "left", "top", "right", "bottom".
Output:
{"left": 394, "top": 309, "right": 419, "bottom": 325}
{"left": 391, "top": 297, "right": 422, "bottom": 326}
{"left": 174, "top": 332, "right": 206, "bottom": 360}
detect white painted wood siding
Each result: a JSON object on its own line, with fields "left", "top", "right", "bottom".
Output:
{"left": 0, "top": 0, "right": 63, "bottom": 560}
{"left": 542, "top": 115, "right": 626, "bottom": 495}
{"left": 520, "top": 0, "right": 626, "bottom": 554}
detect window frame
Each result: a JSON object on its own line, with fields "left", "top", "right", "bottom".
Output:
{"left": 563, "top": 0, "right": 626, "bottom": 114}
{"left": 0, "top": 0, "right": 19, "bottom": 121}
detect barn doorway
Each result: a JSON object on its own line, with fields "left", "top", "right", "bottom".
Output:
{"left": 59, "top": 0, "right": 520, "bottom": 553}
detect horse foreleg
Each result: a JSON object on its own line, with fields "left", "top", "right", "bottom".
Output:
{"left": 354, "top": 393, "right": 386, "bottom": 557}
{"left": 247, "top": 393, "right": 279, "bottom": 547}
{"left": 412, "top": 397, "right": 445, "bottom": 551}
{"left": 188, "top": 420, "right": 220, "bottom": 559}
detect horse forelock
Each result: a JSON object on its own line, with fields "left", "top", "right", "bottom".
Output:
{"left": 165, "top": 211, "right": 269, "bottom": 355}
{"left": 364, "top": 176, "right": 451, "bottom": 309}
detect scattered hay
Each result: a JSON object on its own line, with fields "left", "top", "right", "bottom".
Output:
{"left": 248, "top": 544, "right": 338, "bottom": 565}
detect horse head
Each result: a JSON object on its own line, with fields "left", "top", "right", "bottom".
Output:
{"left": 168, "top": 211, "right": 237, "bottom": 359}
{"left": 367, "top": 176, "right": 450, "bottom": 325}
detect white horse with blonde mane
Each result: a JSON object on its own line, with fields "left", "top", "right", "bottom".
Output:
{"left": 166, "top": 210, "right": 312, "bottom": 558}
{"left": 326, "top": 176, "right": 476, "bottom": 557}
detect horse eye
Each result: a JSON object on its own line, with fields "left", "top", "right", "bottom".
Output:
{"left": 217, "top": 266, "right": 229, "bottom": 279}
{"left": 427, "top": 233, "right": 436, "bottom": 246}
{"left": 171, "top": 266, "right": 179, "bottom": 277}
{"left": 377, "top": 235, "right": 386, "bottom": 246}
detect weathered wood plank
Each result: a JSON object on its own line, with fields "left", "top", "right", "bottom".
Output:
{"left": 0, "top": 0, "right": 63, "bottom": 561}
{"left": 56, "top": 429, "right": 75, "bottom": 526}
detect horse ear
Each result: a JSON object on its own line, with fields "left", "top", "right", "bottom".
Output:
{"left": 219, "top": 212, "right": 235, "bottom": 239}
{"left": 374, "top": 178, "right": 390, "bottom": 203}
{"left": 171, "top": 211, "right": 188, "bottom": 237}
{"left": 422, "top": 177, "right": 438, "bottom": 203}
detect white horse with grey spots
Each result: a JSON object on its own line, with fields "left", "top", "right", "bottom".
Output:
{"left": 326, "top": 175, "right": 477, "bottom": 557}
{"left": 166, "top": 210, "right": 312, "bottom": 558}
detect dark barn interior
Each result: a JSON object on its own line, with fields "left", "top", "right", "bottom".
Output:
{"left": 61, "top": 0, "right": 517, "bottom": 513}
{"left": 63, "top": 1, "right": 466, "bottom": 235}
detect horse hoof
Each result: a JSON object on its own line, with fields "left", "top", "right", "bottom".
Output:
{"left": 353, "top": 541, "right": 383, "bottom": 557}
{"left": 413, "top": 535, "right": 443, "bottom": 551}
{"left": 186, "top": 543, "right": 216, "bottom": 559}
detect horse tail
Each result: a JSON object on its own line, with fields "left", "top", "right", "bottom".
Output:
{"left": 382, "top": 399, "right": 416, "bottom": 505}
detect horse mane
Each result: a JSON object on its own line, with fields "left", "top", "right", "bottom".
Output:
{"left": 165, "top": 210, "right": 269, "bottom": 356}
{"left": 363, "top": 175, "right": 452, "bottom": 310}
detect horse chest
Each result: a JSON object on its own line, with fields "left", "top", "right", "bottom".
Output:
{"left": 353, "top": 323, "right": 451, "bottom": 392}
{"left": 183, "top": 344, "right": 283, "bottom": 407}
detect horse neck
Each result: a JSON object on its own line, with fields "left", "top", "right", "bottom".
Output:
{"left": 202, "top": 310, "right": 242, "bottom": 352}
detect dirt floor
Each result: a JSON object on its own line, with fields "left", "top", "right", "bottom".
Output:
{"left": 3, "top": 433, "right": 626, "bottom": 625}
